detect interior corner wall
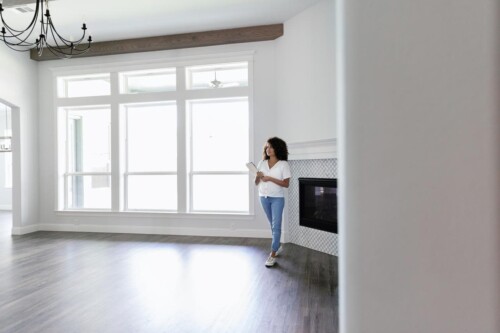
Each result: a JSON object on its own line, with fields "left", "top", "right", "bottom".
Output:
{"left": 275, "top": 0, "right": 335, "bottom": 144}
{"left": 340, "top": 0, "right": 500, "bottom": 332}
{"left": 0, "top": 49, "right": 39, "bottom": 231}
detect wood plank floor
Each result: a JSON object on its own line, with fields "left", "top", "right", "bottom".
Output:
{"left": 0, "top": 213, "right": 338, "bottom": 333}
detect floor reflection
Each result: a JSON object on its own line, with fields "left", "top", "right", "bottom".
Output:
{"left": 124, "top": 244, "right": 256, "bottom": 330}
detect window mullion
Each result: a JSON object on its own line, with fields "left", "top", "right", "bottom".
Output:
{"left": 123, "top": 106, "right": 129, "bottom": 211}
{"left": 65, "top": 172, "right": 112, "bottom": 176}
{"left": 177, "top": 66, "right": 187, "bottom": 213}
{"left": 64, "top": 110, "right": 70, "bottom": 210}
{"left": 191, "top": 171, "right": 248, "bottom": 175}
{"left": 64, "top": 174, "right": 68, "bottom": 210}
{"left": 126, "top": 171, "right": 177, "bottom": 176}
{"left": 248, "top": 59, "right": 255, "bottom": 215}
{"left": 110, "top": 72, "right": 120, "bottom": 212}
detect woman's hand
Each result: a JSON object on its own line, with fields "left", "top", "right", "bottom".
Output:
{"left": 255, "top": 172, "right": 264, "bottom": 185}
{"left": 261, "top": 175, "right": 270, "bottom": 182}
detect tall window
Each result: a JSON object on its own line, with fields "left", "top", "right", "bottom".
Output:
{"left": 56, "top": 58, "right": 252, "bottom": 214}
{"left": 64, "top": 106, "right": 112, "bottom": 209}
{"left": 123, "top": 102, "right": 177, "bottom": 211}
{"left": 187, "top": 98, "right": 249, "bottom": 213}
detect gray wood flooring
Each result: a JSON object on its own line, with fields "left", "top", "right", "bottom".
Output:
{"left": 0, "top": 213, "right": 338, "bottom": 333}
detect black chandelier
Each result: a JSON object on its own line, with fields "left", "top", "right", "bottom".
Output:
{"left": 0, "top": 0, "right": 91, "bottom": 58}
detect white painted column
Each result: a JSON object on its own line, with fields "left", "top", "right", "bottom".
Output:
{"left": 338, "top": 0, "right": 500, "bottom": 332}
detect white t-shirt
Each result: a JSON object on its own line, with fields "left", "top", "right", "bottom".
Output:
{"left": 257, "top": 160, "right": 291, "bottom": 197}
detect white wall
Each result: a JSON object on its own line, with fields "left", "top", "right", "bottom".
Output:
{"left": 37, "top": 41, "right": 278, "bottom": 238}
{"left": 0, "top": 49, "right": 39, "bottom": 232}
{"left": 274, "top": 0, "right": 336, "bottom": 252}
{"left": 275, "top": 0, "right": 335, "bottom": 144}
{"left": 339, "top": 0, "right": 500, "bottom": 332}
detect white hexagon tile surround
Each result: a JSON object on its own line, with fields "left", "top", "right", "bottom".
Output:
{"left": 287, "top": 159, "right": 338, "bottom": 256}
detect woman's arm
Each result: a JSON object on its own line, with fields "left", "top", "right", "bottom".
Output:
{"left": 261, "top": 176, "right": 290, "bottom": 188}
{"left": 255, "top": 172, "right": 264, "bottom": 185}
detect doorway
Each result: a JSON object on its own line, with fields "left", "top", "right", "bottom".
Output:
{"left": 0, "top": 101, "right": 13, "bottom": 236}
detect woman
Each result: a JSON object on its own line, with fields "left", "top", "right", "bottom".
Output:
{"left": 255, "top": 137, "right": 291, "bottom": 267}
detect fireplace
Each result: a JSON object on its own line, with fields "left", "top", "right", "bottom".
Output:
{"left": 299, "top": 178, "right": 337, "bottom": 233}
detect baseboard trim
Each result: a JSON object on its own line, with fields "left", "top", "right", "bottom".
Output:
{"left": 11, "top": 224, "right": 40, "bottom": 235}
{"left": 38, "top": 223, "right": 274, "bottom": 239}
{"left": 10, "top": 224, "right": 290, "bottom": 241}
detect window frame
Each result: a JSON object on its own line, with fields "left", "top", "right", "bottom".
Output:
{"left": 122, "top": 101, "right": 178, "bottom": 212}
{"left": 60, "top": 105, "right": 112, "bottom": 211}
{"left": 185, "top": 62, "right": 249, "bottom": 90}
{"left": 119, "top": 68, "right": 177, "bottom": 94}
{"left": 186, "top": 97, "right": 250, "bottom": 214}
{"left": 57, "top": 73, "right": 111, "bottom": 99}
{"left": 54, "top": 53, "right": 255, "bottom": 215}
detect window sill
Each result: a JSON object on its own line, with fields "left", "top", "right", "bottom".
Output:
{"left": 54, "top": 210, "right": 255, "bottom": 220}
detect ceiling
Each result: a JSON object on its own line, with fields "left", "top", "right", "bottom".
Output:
{"left": 2, "top": 0, "right": 323, "bottom": 42}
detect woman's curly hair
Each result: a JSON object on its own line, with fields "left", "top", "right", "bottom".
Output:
{"left": 262, "top": 137, "right": 289, "bottom": 161}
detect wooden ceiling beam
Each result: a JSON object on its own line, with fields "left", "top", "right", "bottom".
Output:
{"left": 30, "top": 24, "right": 284, "bottom": 61}
{"left": 3, "top": 0, "right": 56, "bottom": 7}
{"left": 3, "top": 0, "right": 35, "bottom": 6}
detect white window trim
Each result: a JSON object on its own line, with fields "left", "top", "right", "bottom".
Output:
{"left": 122, "top": 101, "right": 178, "bottom": 212}
{"left": 61, "top": 105, "right": 112, "bottom": 210}
{"left": 57, "top": 73, "right": 111, "bottom": 99}
{"left": 119, "top": 67, "right": 177, "bottom": 95}
{"left": 186, "top": 97, "right": 251, "bottom": 214}
{"left": 54, "top": 52, "right": 255, "bottom": 217}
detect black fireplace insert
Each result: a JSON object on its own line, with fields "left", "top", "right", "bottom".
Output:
{"left": 299, "top": 178, "right": 337, "bottom": 233}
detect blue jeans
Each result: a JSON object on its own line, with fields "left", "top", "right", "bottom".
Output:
{"left": 260, "top": 196, "right": 285, "bottom": 252}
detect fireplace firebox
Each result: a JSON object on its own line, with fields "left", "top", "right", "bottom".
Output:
{"left": 299, "top": 178, "right": 337, "bottom": 234}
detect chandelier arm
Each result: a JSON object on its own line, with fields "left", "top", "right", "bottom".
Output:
{"left": 47, "top": 26, "right": 75, "bottom": 53}
{"left": 0, "top": 15, "right": 37, "bottom": 34}
{"left": 1, "top": 26, "right": 37, "bottom": 46}
{"left": 47, "top": 22, "right": 72, "bottom": 48}
{"left": 45, "top": 39, "right": 91, "bottom": 57}
{"left": 2, "top": 24, "right": 36, "bottom": 40}
{"left": 0, "top": 0, "right": 91, "bottom": 58}
{"left": 46, "top": 28, "right": 90, "bottom": 55}
{"left": 72, "top": 41, "right": 91, "bottom": 52}
{"left": 2, "top": 37, "right": 35, "bottom": 47}
{"left": 64, "top": 38, "right": 91, "bottom": 54}
{"left": 1, "top": 40, "right": 33, "bottom": 52}
{"left": 46, "top": 16, "right": 87, "bottom": 46}
{"left": 0, "top": 8, "right": 40, "bottom": 42}
{"left": 2, "top": 22, "right": 39, "bottom": 47}
{"left": 45, "top": 43, "right": 75, "bottom": 58}
{"left": 43, "top": 24, "right": 91, "bottom": 57}
{"left": 0, "top": 0, "right": 40, "bottom": 34}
